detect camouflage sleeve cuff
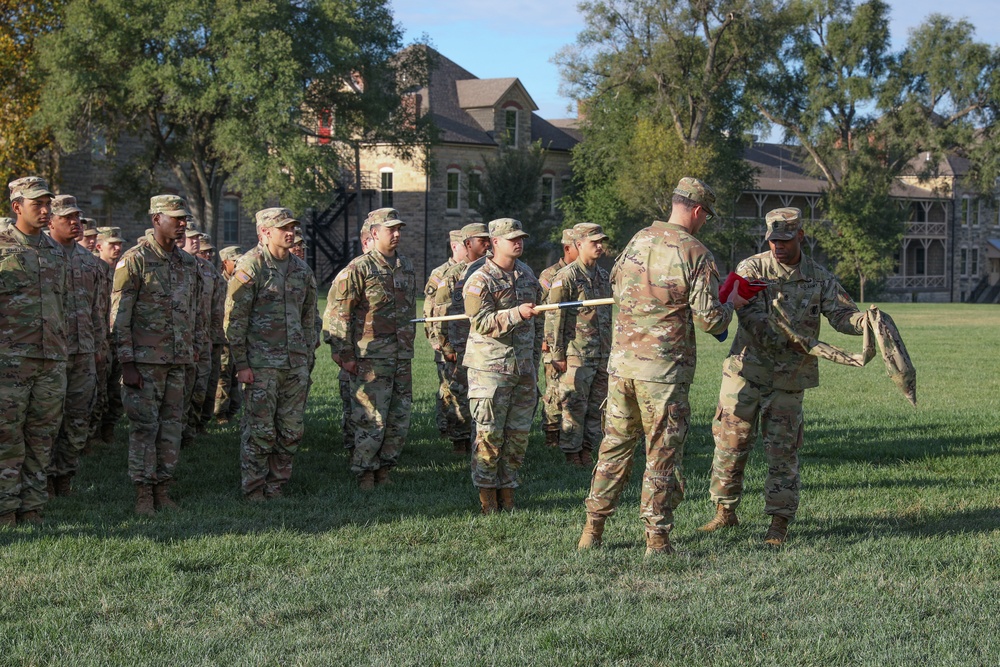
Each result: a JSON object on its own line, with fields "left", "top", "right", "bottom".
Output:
{"left": 508, "top": 306, "right": 525, "bottom": 326}
{"left": 550, "top": 349, "right": 566, "bottom": 362}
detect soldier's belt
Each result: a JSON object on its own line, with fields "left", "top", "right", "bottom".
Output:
{"left": 412, "top": 298, "right": 615, "bottom": 323}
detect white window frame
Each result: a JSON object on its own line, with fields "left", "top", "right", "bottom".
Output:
{"left": 971, "top": 247, "right": 980, "bottom": 276}
{"left": 974, "top": 198, "right": 982, "bottom": 227}
{"left": 503, "top": 108, "right": 518, "bottom": 146}
{"left": 446, "top": 169, "right": 461, "bottom": 212}
{"left": 222, "top": 196, "right": 241, "bottom": 245}
{"left": 467, "top": 170, "right": 483, "bottom": 212}
{"left": 380, "top": 168, "right": 393, "bottom": 208}
{"left": 960, "top": 247, "right": 968, "bottom": 276}
{"left": 90, "top": 190, "right": 111, "bottom": 226}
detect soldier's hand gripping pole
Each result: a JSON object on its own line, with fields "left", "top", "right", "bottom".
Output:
{"left": 412, "top": 297, "right": 615, "bottom": 323}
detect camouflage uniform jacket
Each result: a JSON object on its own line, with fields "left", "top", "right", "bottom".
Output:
{"left": 212, "top": 265, "right": 227, "bottom": 345}
{"left": 423, "top": 257, "right": 456, "bottom": 361}
{"left": 0, "top": 226, "right": 69, "bottom": 360}
{"left": 97, "top": 259, "right": 115, "bottom": 357}
{"left": 64, "top": 242, "right": 108, "bottom": 355}
{"left": 544, "top": 258, "right": 612, "bottom": 364}
{"left": 195, "top": 257, "right": 225, "bottom": 345}
{"left": 326, "top": 249, "right": 415, "bottom": 361}
{"left": 607, "top": 220, "right": 733, "bottom": 384}
{"left": 111, "top": 234, "right": 199, "bottom": 365}
{"left": 538, "top": 258, "right": 567, "bottom": 365}
{"left": 463, "top": 258, "right": 543, "bottom": 377}
{"left": 431, "top": 258, "right": 473, "bottom": 360}
{"left": 225, "top": 244, "right": 317, "bottom": 371}
{"left": 728, "top": 250, "right": 864, "bottom": 391}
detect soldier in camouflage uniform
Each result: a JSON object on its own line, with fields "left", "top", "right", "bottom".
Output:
{"left": 177, "top": 229, "right": 208, "bottom": 448}
{"left": 545, "top": 223, "right": 612, "bottom": 467}
{"left": 578, "top": 178, "right": 746, "bottom": 556}
{"left": 700, "top": 208, "right": 864, "bottom": 546}
{"left": 225, "top": 208, "right": 317, "bottom": 500}
{"left": 79, "top": 217, "right": 98, "bottom": 253}
{"left": 325, "top": 208, "right": 415, "bottom": 489}
{"left": 111, "top": 195, "right": 200, "bottom": 515}
{"left": 538, "top": 229, "right": 579, "bottom": 448}
{"left": 194, "top": 234, "right": 227, "bottom": 430}
{"left": 214, "top": 245, "right": 243, "bottom": 423}
{"left": 90, "top": 227, "right": 125, "bottom": 446}
{"left": 463, "top": 218, "right": 543, "bottom": 514}
{"left": 424, "top": 230, "right": 467, "bottom": 442}
{"left": 0, "top": 177, "right": 68, "bottom": 527}
{"left": 46, "top": 196, "right": 107, "bottom": 497}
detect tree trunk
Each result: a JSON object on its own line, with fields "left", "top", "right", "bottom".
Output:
{"left": 859, "top": 272, "right": 866, "bottom": 303}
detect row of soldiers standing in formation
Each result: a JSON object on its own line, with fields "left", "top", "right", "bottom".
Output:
{"left": 2, "top": 173, "right": 866, "bottom": 554}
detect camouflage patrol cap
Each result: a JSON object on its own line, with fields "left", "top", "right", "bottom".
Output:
{"left": 255, "top": 207, "right": 299, "bottom": 228}
{"left": 573, "top": 222, "right": 609, "bottom": 242}
{"left": 489, "top": 217, "right": 529, "bottom": 240}
{"left": 219, "top": 246, "right": 242, "bottom": 262}
{"left": 51, "top": 194, "right": 82, "bottom": 217}
{"left": 449, "top": 229, "right": 463, "bottom": 243}
{"left": 199, "top": 234, "right": 215, "bottom": 251}
{"left": 149, "top": 194, "right": 192, "bottom": 218}
{"left": 82, "top": 218, "right": 98, "bottom": 236}
{"left": 460, "top": 222, "right": 490, "bottom": 241}
{"left": 765, "top": 207, "right": 803, "bottom": 241}
{"left": 184, "top": 228, "right": 203, "bottom": 238}
{"left": 359, "top": 220, "right": 373, "bottom": 239}
{"left": 97, "top": 227, "right": 125, "bottom": 244}
{"left": 9, "top": 176, "right": 53, "bottom": 202}
{"left": 293, "top": 232, "right": 304, "bottom": 245}
{"left": 366, "top": 207, "right": 405, "bottom": 228}
{"left": 560, "top": 228, "right": 578, "bottom": 245}
{"left": 673, "top": 177, "right": 718, "bottom": 218}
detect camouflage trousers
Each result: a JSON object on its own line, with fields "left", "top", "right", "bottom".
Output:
{"left": 468, "top": 369, "right": 538, "bottom": 489}
{"left": 349, "top": 358, "right": 412, "bottom": 475}
{"left": 197, "top": 344, "right": 223, "bottom": 429}
{"left": 709, "top": 372, "right": 804, "bottom": 519}
{"left": 90, "top": 347, "right": 123, "bottom": 442}
{"left": 585, "top": 377, "right": 690, "bottom": 536}
{"left": 214, "top": 344, "right": 242, "bottom": 419}
{"left": 338, "top": 369, "right": 354, "bottom": 448}
{"left": 558, "top": 359, "right": 608, "bottom": 454}
{"left": 50, "top": 352, "right": 97, "bottom": 476}
{"left": 122, "top": 363, "right": 187, "bottom": 485}
{"left": 439, "top": 358, "right": 471, "bottom": 442}
{"left": 541, "top": 364, "right": 563, "bottom": 433}
{"left": 240, "top": 365, "right": 310, "bottom": 495}
{"left": 184, "top": 342, "right": 212, "bottom": 445}
{"left": 0, "top": 356, "right": 66, "bottom": 515}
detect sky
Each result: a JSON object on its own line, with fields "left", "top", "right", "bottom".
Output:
{"left": 391, "top": 0, "right": 1000, "bottom": 122}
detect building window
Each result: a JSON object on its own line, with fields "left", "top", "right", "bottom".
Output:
{"left": 995, "top": 199, "right": 1000, "bottom": 226}
{"left": 380, "top": 169, "right": 393, "bottom": 208}
{"left": 222, "top": 197, "right": 240, "bottom": 245}
{"left": 90, "top": 190, "right": 111, "bottom": 226}
{"left": 914, "top": 246, "right": 926, "bottom": 275}
{"left": 446, "top": 170, "right": 460, "bottom": 211}
{"left": 540, "top": 175, "right": 554, "bottom": 214}
{"left": 971, "top": 248, "right": 980, "bottom": 276}
{"left": 468, "top": 171, "right": 482, "bottom": 211}
{"left": 960, "top": 248, "right": 968, "bottom": 276}
{"left": 503, "top": 109, "right": 518, "bottom": 146}
{"left": 961, "top": 197, "right": 973, "bottom": 226}
{"left": 975, "top": 199, "right": 982, "bottom": 226}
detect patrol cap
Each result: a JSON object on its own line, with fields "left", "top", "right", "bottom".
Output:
{"left": 199, "top": 235, "right": 215, "bottom": 251}
{"left": 560, "top": 228, "right": 578, "bottom": 245}
{"left": 765, "top": 207, "right": 803, "bottom": 241}
{"left": 460, "top": 222, "right": 490, "bottom": 241}
{"left": 98, "top": 231, "right": 125, "bottom": 244}
{"left": 573, "top": 222, "right": 609, "bottom": 242}
{"left": 219, "top": 246, "right": 242, "bottom": 262}
{"left": 9, "top": 176, "right": 53, "bottom": 202}
{"left": 51, "top": 194, "right": 82, "bottom": 217}
{"left": 489, "top": 218, "right": 529, "bottom": 240}
{"left": 82, "top": 218, "right": 98, "bottom": 236}
{"left": 449, "top": 229, "right": 463, "bottom": 243}
{"left": 293, "top": 232, "right": 305, "bottom": 246}
{"left": 184, "top": 228, "right": 203, "bottom": 238}
{"left": 96, "top": 225, "right": 121, "bottom": 236}
{"left": 255, "top": 207, "right": 299, "bottom": 228}
{"left": 366, "top": 207, "right": 405, "bottom": 228}
{"left": 149, "top": 194, "right": 192, "bottom": 218}
{"left": 359, "top": 220, "right": 373, "bottom": 238}
{"left": 672, "top": 177, "right": 718, "bottom": 218}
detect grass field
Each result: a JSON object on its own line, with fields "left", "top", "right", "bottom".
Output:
{"left": 3, "top": 301, "right": 999, "bottom": 665}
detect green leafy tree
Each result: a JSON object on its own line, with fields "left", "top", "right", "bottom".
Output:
{"left": 38, "top": 0, "right": 432, "bottom": 236}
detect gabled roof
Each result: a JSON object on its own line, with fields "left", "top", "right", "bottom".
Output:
{"left": 456, "top": 78, "right": 537, "bottom": 111}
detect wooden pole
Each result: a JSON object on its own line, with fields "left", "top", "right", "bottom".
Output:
{"left": 412, "top": 297, "right": 615, "bottom": 323}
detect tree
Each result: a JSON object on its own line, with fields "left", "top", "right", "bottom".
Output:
{"left": 0, "top": 0, "right": 66, "bottom": 190}
{"left": 38, "top": 0, "right": 433, "bottom": 237}
{"left": 555, "top": 0, "right": 790, "bottom": 249}
{"left": 755, "top": 1, "right": 998, "bottom": 299}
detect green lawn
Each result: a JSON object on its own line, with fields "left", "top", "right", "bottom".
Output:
{"left": 3, "top": 301, "right": 999, "bottom": 665}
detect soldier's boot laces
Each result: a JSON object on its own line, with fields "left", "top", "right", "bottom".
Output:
{"left": 764, "top": 515, "right": 790, "bottom": 547}
{"left": 565, "top": 451, "right": 582, "bottom": 466}
{"left": 0, "top": 512, "right": 15, "bottom": 529}
{"left": 358, "top": 471, "right": 376, "bottom": 491}
{"left": 154, "top": 483, "right": 178, "bottom": 510}
{"left": 134, "top": 485, "right": 155, "bottom": 516}
{"left": 478, "top": 488, "right": 498, "bottom": 515}
{"left": 544, "top": 429, "right": 560, "bottom": 448}
{"left": 644, "top": 530, "right": 675, "bottom": 557}
{"left": 579, "top": 449, "right": 593, "bottom": 466}
{"left": 699, "top": 504, "right": 739, "bottom": 532}
{"left": 54, "top": 475, "right": 74, "bottom": 498}
{"left": 374, "top": 468, "right": 392, "bottom": 487}
{"left": 497, "top": 488, "right": 515, "bottom": 512}
{"left": 577, "top": 514, "right": 606, "bottom": 550}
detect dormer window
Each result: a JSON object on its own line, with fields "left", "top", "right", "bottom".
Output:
{"left": 503, "top": 109, "right": 518, "bottom": 146}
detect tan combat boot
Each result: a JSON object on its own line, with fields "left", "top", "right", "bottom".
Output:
{"left": 577, "top": 513, "right": 606, "bottom": 550}
{"left": 579, "top": 449, "right": 593, "bottom": 466}
{"left": 544, "top": 429, "right": 560, "bottom": 448}
{"left": 0, "top": 512, "right": 15, "bottom": 528}
{"left": 358, "top": 471, "right": 376, "bottom": 491}
{"left": 18, "top": 510, "right": 42, "bottom": 525}
{"left": 46, "top": 477, "right": 56, "bottom": 499}
{"left": 452, "top": 438, "right": 468, "bottom": 454}
{"left": 565, "top": 451, "right": 582, "bottom": 466}
{"left": 478, "top": 488, "right": 498, "bottom": 515}
{"left": 54, "top": 475, "right": 74, "bottom": 498}
{"left": 644, "top": 530, "right": 675, "bottom": 556}
{"left": 699, "top": 503, "right": 739, "bottom": 532}
{"left": 497, "top": 488, "right": 515, "bottom": 512}
{"left": 374, "top": 467, "right": 392, "bottom": 487}
{"left": 764, "top": 515, "right": 790, "bottom": 546}
{"left": 153, "top": 483, "right": 178, "bottom": 510}
{"left": 134, "top": 485, "right": 155, "bottom": 516}
{"left": 245, "top": 488, "right": 266, "bottom": 502}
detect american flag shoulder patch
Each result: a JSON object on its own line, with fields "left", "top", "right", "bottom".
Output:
{"left": 235, "top": 270, "right": 253, "bottom": 285}
{"left": 551, "top": 279, "right": 562, "bottom": 289}
{"left": 466, "top": 283, "right": 483, "bottom": 296}
{"left": 539, "top": 278, "right": 550, "bottom": 289}
{"left": 115, "top": 259, "right": 126, "bottom": 269}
